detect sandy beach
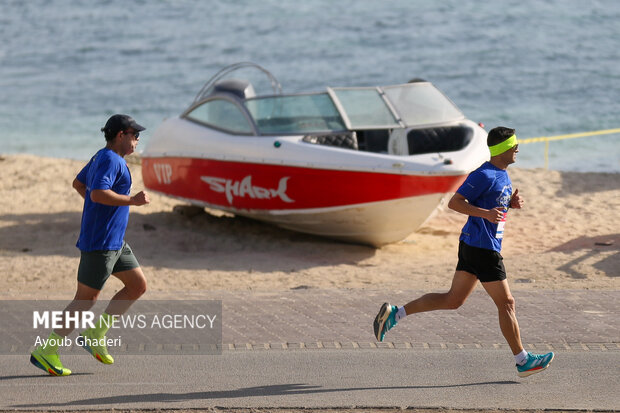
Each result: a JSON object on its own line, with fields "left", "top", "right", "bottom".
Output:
{"left": 0, "top": 154, "right": 618, "bottom": 299}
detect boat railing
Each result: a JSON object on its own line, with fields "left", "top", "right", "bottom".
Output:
{"left": 193, "top": 62, "right": 283, "bottom": 104}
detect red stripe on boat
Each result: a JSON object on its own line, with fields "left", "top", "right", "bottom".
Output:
{"left": 142, "top": 157, "right": 466, "bottom": 210}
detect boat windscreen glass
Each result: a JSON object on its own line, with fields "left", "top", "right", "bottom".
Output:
{"left": 331, "top": 88, "right": 400, "bottom": 129}
{"left": 382, "top": 83, "right": 464, "bottom": 126}
{"left": 185, "top": 98, "right": 254, "bottom": 134}
{"left": 245, "top": 93, "right": 346, "bottom": 134}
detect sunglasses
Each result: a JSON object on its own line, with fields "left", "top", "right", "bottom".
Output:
{"left": 124, "top": 130, "right": 140, "bottom": 138}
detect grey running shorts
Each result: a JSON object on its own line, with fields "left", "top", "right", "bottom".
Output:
{"left": 455, "top": 240, "right": 507, "bottom": 283}
{"left": 77, "top": 242, "right": 140, "bottom": 290}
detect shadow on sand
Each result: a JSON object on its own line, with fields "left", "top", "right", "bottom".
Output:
{"left": 548, "top": 234, "right": 619, "bottom": 279}
{"left": 0, "top": 207, "right": 376, "bottom": 272}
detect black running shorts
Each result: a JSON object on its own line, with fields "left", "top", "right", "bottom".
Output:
{"left": 77, "top": 242, "right": 140, "bottom": 290}
{"left": 455, "top": 240, "right": 506, "bottom": 282}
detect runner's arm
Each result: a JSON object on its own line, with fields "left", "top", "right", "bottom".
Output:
{"left": 90, "top": 189, "right": 150, "bottom": 206}
{"left": 72, "top": 178, "right": 86, "bottom": 199}
{"left": 448, "top": 193, "right": 503, "bottom": 223}
{"left": 510, "top": 188, "right": 524, "bottom": 209}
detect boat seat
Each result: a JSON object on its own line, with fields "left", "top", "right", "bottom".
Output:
{"left": 389, "top": 125, "right": 473, "bottom": 155}
{"left": 302, "top": 132, "right": 358, "bottom": 150}
{"left": 407, "top": 125, "right": 473, "bottom": 155}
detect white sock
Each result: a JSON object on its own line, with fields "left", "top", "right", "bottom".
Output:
{"left": 395, "top": 306, "right": 407, "bottom": 321}
{"left": 515, "top": 349, "right": 529, "bottom": 365}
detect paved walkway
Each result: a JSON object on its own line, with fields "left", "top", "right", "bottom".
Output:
{"left": 1, "top": 289, "right": 619, "bottom": 411}
{"left": 3, "top": 351, "right": 619, "bottom": 411}
{"left": 3, "top": 289, "right": 617, "bottom": 354}
{"left": 193, "top": 289, "right": 618, "bottom": 351}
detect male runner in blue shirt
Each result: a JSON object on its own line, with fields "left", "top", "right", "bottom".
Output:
{"left": 30, "top": 114, "right": 150, "bottom": 376}
{"left": 374, "top": 126, "right": 554, "bottom": 378}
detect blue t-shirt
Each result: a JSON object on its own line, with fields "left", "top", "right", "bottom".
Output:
{"left": 456, "top": 162, "right": 512, "bottom": 252}
{"left": 76, "top": 148, "right": 132, "bottom": 252}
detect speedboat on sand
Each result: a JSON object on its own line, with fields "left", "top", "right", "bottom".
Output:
{"left": 141, "top": 62, "right": 489, "bottom": 247}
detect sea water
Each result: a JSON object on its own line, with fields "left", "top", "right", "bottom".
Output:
{"left": 1, "top": 0, "right": 619, "bottom": 172}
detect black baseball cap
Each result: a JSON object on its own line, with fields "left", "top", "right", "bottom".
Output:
{"left": 101, "top": 114, "right": 146, "bottom": 135}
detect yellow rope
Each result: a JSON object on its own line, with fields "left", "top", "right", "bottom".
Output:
{"left": 518, "top": 128, "right": 620, "bottom": 169}
{"left": 520, "top": 128, "right": 620, "bottom": 144}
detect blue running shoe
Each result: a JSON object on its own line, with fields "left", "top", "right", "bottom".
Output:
{"left": 517, "top": 351, "right": 554, "bottom": 377}
{"left": 373, "top": 302, "right": 398, "bottom": 342}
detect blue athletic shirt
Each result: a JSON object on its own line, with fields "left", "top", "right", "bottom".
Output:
{"left": 456, "top": 161, "right": 512, "bottom": 252}
{"left": 76, "top": 148, "right": 132, "bottom": 252}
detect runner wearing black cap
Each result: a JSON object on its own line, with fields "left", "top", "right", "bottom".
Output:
{"left": 30, "top": 114, "right": 150, "bottom": 376}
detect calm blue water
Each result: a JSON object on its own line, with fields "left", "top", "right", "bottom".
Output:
{"left": 1, "top": 0, "right": 619, "bottom": 172}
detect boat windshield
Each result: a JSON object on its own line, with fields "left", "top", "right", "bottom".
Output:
{"left": 382, "top": 83, "right": 464, "bottom": 126}
{"left": 330, "top": 87, "right": 400, "bottom": 129}
{"left": 245, "top": 93, "right": 346, "bottom": 134}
